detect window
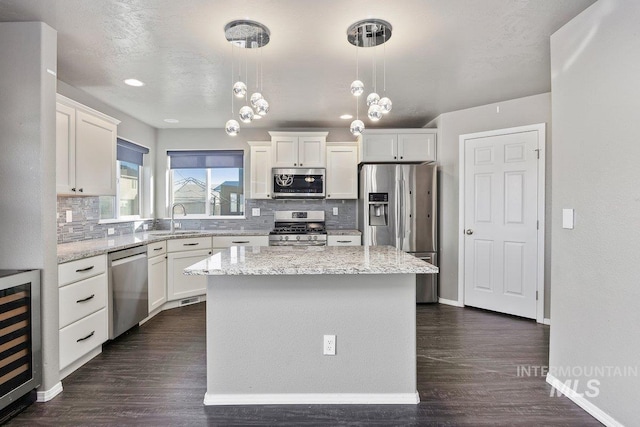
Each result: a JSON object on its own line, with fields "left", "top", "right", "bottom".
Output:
{"left": 168, "top": 150, "right": 244, "bottom": 217}
{"left": 100, "top": 139, "right": 149, "bottom": 220}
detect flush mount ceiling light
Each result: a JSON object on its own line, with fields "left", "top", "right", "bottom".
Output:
{"left": 224, "top": 20, "right": 271, "bottom": 135}
{"left": 340, "top": 114, "right": 353, "bottom": 120}
{"left": 124, "top": 78, "right": 145, "bottom": 87}
{"left": 346, "top": 19, "right": 393, "bottom": 136}
{"left": 163, "top": 118, "right": 179, "bottom": 124}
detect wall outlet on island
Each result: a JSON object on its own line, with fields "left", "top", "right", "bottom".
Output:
{"left": 65, "top": 210, "right": 72, "bottom": 223}
{"left": 332, "top": 207, "right": 339, "bottom": 216}
{"left": 252, "top": 208, "right": 260, "bottom": 217}
{"left": 323, "top": 334, "right": 336, "bottom": 356}
{"left": 107, "top": 228, "right": 115, "bottom": 236}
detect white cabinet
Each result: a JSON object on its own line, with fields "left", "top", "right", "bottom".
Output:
{"left": 248, "top": 141, "right": 272, "bottom": 199}
{"left": 147, "top": 241, "right": 167, "bottom": 313}
{"left": 56, "top": 94, "right": 120, "bottom": 196}
{"left": 269, "top": 132, "right": 328, "bottom": 168}
{"left": 326, "top": 143, "right": 358, "bottom": 199}
{"left": 327, "top": 235, "right": 361, "bottom": 246}
{"left": 58, "top": 254, "right": 108, "bottom": 375}
{"left": 167, "top": 237, "right": 212, "bottom": 301}
{"left": 360, "top": 130, "right": 436, "bottom": 163}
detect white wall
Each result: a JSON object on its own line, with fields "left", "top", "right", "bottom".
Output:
{"left": 549, "top": 0, "right": 640, "bottom": 424}
{"left": 154, "top": 127, "right": 355, "bottom": 217}
{"left": 0, "top": 22, "right": 59, "bottom": 393}
{"left": 426, "top": 93, "right": 552, "bottom": 317}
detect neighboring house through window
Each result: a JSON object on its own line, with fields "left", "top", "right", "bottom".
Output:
{"left": 100, "top": 138, "right": 149, "bottom": 220}
{"left": 168, "top": 150, "right": 244, "bottom": 217}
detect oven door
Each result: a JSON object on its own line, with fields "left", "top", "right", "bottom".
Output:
{"left": 272, "top": 168, "right": 325, "bottom": 199}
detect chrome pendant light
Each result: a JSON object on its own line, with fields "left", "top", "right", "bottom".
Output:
{"left": 347, "top": 19, "right": 393, "bottom": 135}
{"left": 224, "top": 20, "right": 270, "bottom": 135}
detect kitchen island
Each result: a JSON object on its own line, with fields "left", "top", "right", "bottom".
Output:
{"left": 185, "top": 245, "right": 437, "bottom": 405}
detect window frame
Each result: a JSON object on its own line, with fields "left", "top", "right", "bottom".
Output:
{"left": 167, "top": 150, "right": 246, "bottom": 219}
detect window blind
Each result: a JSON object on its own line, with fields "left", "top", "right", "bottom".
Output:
{"left": 167, "top": 150, "right": 244, "bottom": 169}
{"left": 117, "top": 138, "right": 149, "bottom": 166}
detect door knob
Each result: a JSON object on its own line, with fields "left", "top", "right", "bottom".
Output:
{"left": 465, "top": 229, "right": 474, "bottom": 235}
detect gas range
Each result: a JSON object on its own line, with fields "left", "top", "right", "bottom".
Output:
{"left": 269, "top": 211, "right": 327, "bottom": 246}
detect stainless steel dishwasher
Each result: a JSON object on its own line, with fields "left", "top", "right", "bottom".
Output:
{"left": 108, "top": 245, "right": 148, "bottom": 339}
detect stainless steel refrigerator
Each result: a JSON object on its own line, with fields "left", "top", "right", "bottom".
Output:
{"left": 358, "top": 163, "right": 438, "bottom": 303}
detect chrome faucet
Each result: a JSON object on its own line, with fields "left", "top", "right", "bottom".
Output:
{"left": 170, "top": 203, "right": 187, "bottom": 233}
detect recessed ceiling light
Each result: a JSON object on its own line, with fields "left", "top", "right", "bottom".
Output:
{"left": 124, "top": 78, "right": 145, "bottom": 87}
{"left": 252, "top": 114, "right": 262, "bottom": 120}
{"left": 340, "top": 114, "right": 353, "bottom": 120}
{"left": 163, "top": 118, "right": 179, "bottom": 123}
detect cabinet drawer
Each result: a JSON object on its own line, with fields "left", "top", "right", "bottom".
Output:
{"left": 211, "top": 235, "right": 269, "bottom": 247}
{"left": 147, "top": 240, "right": 167, "bottom": 257}
{"left": 59, "top": 307, "right": 107, "bottom": 370}
{"left": 59, "top": 273, "right": 107, "bottom": 328}
{"left": 327, "top": 235, "right": 361, "bottom": 246}
{"left": 59, "top": 255, "right": 107, "bottom": 287}
{"left": 167, "top": 237, "right": 212, "bottom": 252}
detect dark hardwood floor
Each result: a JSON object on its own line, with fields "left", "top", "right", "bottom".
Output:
{"left": 6, "top": 303, "right": 600, "bottom": 426}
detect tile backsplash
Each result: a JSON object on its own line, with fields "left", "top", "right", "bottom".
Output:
{"left": 57, "top": 196, "right": 357, "bottom": 243}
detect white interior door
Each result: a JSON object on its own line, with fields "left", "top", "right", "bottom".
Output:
{"left": 462, "top": 128, "right": 541, "bottom": 319}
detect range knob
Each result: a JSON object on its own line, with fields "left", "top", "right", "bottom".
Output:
{"left": 307, "top": 236, "right": 312, "bottom": 241}
{"left": 284, "top": 236, "right": 289, "bottom": 241}
{"left": 313, "top": 235, "right": 318, "bottom": 241}
{"left": 280, "top": 236, "right": 284, "bottom": 241}
{"left": 296, "top": 235, "right": 301, "bottom": 241}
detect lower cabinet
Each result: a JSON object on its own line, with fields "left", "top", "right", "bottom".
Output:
{"left": 147, "top": 241, "right": 167, "bottom": 312}
{"left": 167, "top": 237, "right": 213, "bottom": 301}
{"left": 58, "top": 254, "right": 108, "bottom": 377}
{"left": 327, "top": 235, "right": 361, "bottom": 246}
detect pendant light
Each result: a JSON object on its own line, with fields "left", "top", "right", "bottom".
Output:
{"left": 346, "top": 19, "right": 393, "bottom": 135}
{"left": 224, "top": 20, "right": 270, "bottom": 135}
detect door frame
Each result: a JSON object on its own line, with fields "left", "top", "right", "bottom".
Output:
{"left": 457, "top": 123, "right": 546, "bottom": 323}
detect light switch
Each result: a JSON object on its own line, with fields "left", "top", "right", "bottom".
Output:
{"left": 252, "top": 208, "right": 260, "bottom": 217}
{"left": 65, "top": 210, "right": 72, "bottom": 223}
{"left": 562, "top": 209, "right": 574, "bottom": 229}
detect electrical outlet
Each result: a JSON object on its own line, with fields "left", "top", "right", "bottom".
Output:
{"left": 143, "top": 223, "right": 148, "bottom": 230}
{"left": 107, "top": 228, "right": 115, "bottom": 235}
{"left": 323, "top": 334, "right": 336, "bottom": 356}
{"left": 65, "top": 210, "right": 72, "bottom": 223}
{"left": 252, "top": 208, "right": 261, "bottom": 217}
{"left": 332, "top": 207, "right": 339, "bottom": 216}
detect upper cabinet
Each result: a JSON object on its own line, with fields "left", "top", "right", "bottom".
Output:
{"left": 269, "top": 132, "right": 327, "bottom": 168}
{"left": 359, "top": 129, "right": 436, "bottom": 163}
{"left": 326, "top": 143, "right": 358, "bottom": 199}
{"left": 56, "top": 94, "right": 120, "bottom": 196}
{"left": 248, "top": 141, "right": 272, "bottom": 200}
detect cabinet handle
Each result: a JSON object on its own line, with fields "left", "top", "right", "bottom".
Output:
{"left": 183, "top": 243, "right": 199, "bottom": 246}
{"left": 208, "top": 251, "right": 212, "bottom": 255}
{"left": 394, "top": 156, "right": 397, "bottom": 159}
{"left": 231, "top": 241, "right": 250, "bottom": 244}
{"left": 76, "top": 331, "right": 95, "bottom": 342}
{"left": 75, "top": 265, "right": 95, "bottom": 273}
{"left": 153, "top": 247, "right": 163, "bottom": 251}
{"left": 71, "top": 187, "right": 76, "bottom": 192}
{"left": 78, "top": 188, "right": 84, "bottom": 193}
{"left": 400, "top": 156, "right": 403, "bottom": 159}
{"left": 294, "top": 163, "right": 297, "bottom": 166}
{"left": 337, "top": 240, "right": 351, "bottom": 243}
{"left": 327, "top": 194, "right": 331, "bottom": 197}
{"left": 267, "top": 194, "right": 271, "bottom": 198}
{"left": 76, "top": 294, "right": 95, "bottom": 303}
{"left": 300, "top": 163, "right": 303, "bottom": 166}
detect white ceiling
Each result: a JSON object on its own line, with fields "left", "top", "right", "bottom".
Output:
{"left": 0, "top": 0, "right": 595, "bottom": 130}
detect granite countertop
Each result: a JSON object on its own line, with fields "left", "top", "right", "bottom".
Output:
{"left": 326, "top": 229, "right": 361, "bottom": 236}
{"left": 57, "top": 230, "right": 270, "bottom": 263}
{"left": 185, "top": 245, "right": 438, "bottom": 276}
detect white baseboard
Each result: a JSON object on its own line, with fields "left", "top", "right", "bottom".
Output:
{"left": 203, "top": 391, "right": 420, "bottom": 405}
{"left": 546, "top": 374, "right": 623, "bottom": 427}
{"left": 543, "top": 318, "right": 551, "bottom": 325}
{"left": 60, "top": 346, "right": 102, "bottom": 380}
{"left": 438, "top": 297, "right": 463, "bottom": 307}
{"left": 36, "top": 381, "right": 63, "bottom": 402}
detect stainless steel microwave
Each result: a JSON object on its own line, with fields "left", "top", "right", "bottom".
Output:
{"left": 272, "top": 168, "right": 325, "bottom": 199}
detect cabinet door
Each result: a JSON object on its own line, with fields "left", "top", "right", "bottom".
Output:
{"left": 272, "top": 135, "right": 299, "bottom": 167}
{"left": 167, "top": 248, "right": 211, "bottom": 301}
{"left": 326, "top": 145, "right": 358, "bottom": 199}
{"left": 298, "top": 136, "right": 326, "bottom": 168}
{"left": 362, "top": 134, "right": 398, "bottom": 162}
{"left": 56, "top": 103, "right": 77, "bottom": 194}
{"left": 148, "top": 255, "right": 167, "bottom": 312}
{"left": 398, "top": 133, "right": 436, "bottom": 162}
{"left": 250, "top": 144, "right": 273, "bottom": 199}
{"left": 75, "top": 110, "right": 117, "bottom": 195}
